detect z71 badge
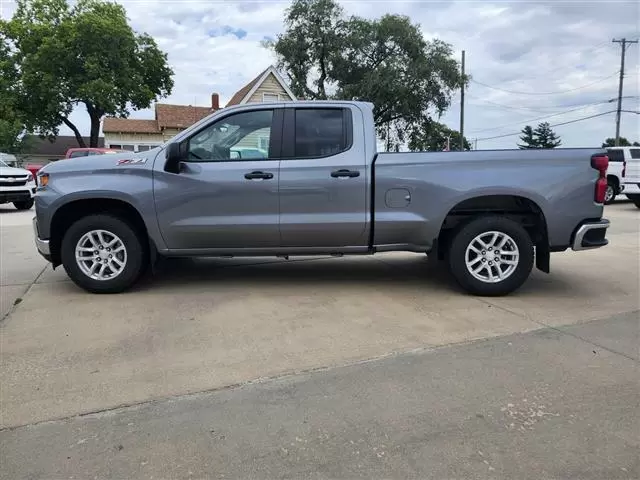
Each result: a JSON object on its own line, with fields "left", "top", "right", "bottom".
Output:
{"left": 117, "top": 158, "right": 147, "bottom": 166}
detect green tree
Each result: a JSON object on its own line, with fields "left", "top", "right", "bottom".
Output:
{"left": 534, "top": 122, "right": 561, "bottom": 149}
{"left": 0, "top": 32, "right": 27, "bottom": 153}
{"left": 602, "top": 137, "right": 640, "bottom": 147}
{"left": 408, "top": 120, "right": 470, "bottom": 152}
{"left": 2, "top": 0, "right": 174, "bottom": 147}
{"left": 518, "top": 122, "right": 561, "bottom": 149}
{"left": 518, "top": 125, "right": 538, "bottom": 149}
{"left": 267, "top": 0, "right": 467, "bottom": 150}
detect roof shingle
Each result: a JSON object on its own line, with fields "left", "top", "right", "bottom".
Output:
{"left": 102, "top": 118, "right": 159, "bottom": 134}
{"left": 156, "top": 104, "right": 214, "bottom": 129}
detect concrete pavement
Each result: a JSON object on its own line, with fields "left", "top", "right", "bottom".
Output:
{"left": 1, "top": 312, "right": 638, "bottom": 479}
{"left": 0, "top": 201, "right": 638, "bottom": 478}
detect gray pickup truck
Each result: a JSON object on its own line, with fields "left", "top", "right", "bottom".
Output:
{"left": 33, "top": 100, "right": 610, "bottom": 296}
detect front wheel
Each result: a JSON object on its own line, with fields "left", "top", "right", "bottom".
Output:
{"left": 13, "top": 199, "right": 34, "bottom": 210}
{"left": 604, "top": 181, "right": 617, "bottom": 205}
{"left": 61, "top": 214, "right": 147, "bottom": 293}
{"left": 448, "top": 216, "right": 534, "bottom": 296}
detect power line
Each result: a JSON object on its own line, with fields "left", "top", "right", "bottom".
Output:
{"left": 468, "top": 100, "right": 613, "bottom": 134}
{"left": 471, "top": 71, "right": 619, "bottom": 96}
{"left": 612, "top": 38, "right": 638, "bottom": 145}
{"left": 476, "top": 110, "right": 617, "bottom": 142}
{"left": 487, "top": 41, "right": 611, "bottom": 85}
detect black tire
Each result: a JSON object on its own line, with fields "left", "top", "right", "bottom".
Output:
{"left": 448, "top": 216, "right": 534, "bottom": 296}
{"left": 604, "top": 179, "right": 618, "bottom": 205}
{"left": 61, "top": 214, "right": 147, "bottom": 293}
{"left": 13, "top": 199, "right": 34, "bottom": 210}
{"left": 626, "top": 194, "right": 640, "bottom": 209}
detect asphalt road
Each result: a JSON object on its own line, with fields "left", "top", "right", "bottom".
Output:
{"left": 1, "top": 201, "right": 638, "bottom": 478}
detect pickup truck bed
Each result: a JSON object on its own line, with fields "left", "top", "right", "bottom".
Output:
{"left": 32, "top": 100, "right": 610, "bottom": 296}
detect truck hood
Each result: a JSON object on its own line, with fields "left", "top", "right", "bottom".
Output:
{"left": 0, "top": 165, "right": 31, "bottom": 176}
{"left": 41, "top": 148, "right": 161, "bottom": 174}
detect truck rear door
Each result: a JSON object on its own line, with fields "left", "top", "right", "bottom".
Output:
{"left": 278, "top": 106, "right": 369, "bottom": 248}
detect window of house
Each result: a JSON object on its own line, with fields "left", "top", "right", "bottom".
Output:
{"left": 258, "top": 136, "right": 269, "bottom": 151}
{"left": 137, "top": 145, "right": 153, "bottom": 152}
{"left": 109, "top": 144, "right": 122, "bottom": 149}
{"left": 294, "top": 109, "right": 349, "bottom": 158}
{"left": 186, "top": 109, "right": 274, "bottom": 162}
{"left": 121, "top": 145, "right": 135, "bottom": 151}
{"left": 263, "top": 93, "right": 279, "bottom": 102}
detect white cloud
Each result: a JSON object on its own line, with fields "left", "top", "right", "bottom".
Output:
{"left": 2, "top": 0, "right": 639, "bottom": 148}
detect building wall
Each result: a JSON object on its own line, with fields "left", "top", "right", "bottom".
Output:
{"left": 104, "top": 130, "right": 184, "bottom": 151}
{"left": 247, "top": 74, "right": 293, "bottom": 103}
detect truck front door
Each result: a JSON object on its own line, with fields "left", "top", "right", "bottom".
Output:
{"left": 278, "top": 106, "right": 369, "bottom": 248}
{"left": 154, "top": 108, "right": 282, "bottom": 250}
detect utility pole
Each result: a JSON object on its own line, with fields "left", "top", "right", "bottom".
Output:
{"left": 459, "top": 50, "right": 466, "bottom": 151}
{"left": 612, "top": 38, "right": 638, "bottom": 146}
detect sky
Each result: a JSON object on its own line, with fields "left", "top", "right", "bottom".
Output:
{"left": 1, "top": 0, "right": 639, "bottom": 150}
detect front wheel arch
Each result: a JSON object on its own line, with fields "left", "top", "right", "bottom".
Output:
{"left": 49, "top": 198, "right": 151, "bottom": 267}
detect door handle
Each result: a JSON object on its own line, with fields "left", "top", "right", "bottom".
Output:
{"left": 331, "top": 169, "right": 360, "bottom": 178}
{"left": 244, "top": 171, "right": 274, "bottom": 180}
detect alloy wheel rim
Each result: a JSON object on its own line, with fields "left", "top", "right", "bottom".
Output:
{"left": 605, "top": 186, "right": 614, "bottom": 202}
{"left": 75, "top": 229, "right": 127, "bottom": 281}
{"left": 465, "top": 231, "right": 520, "bottom": 284}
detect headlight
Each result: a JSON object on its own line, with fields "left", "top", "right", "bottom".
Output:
{"left": 27, "top": 173, "right": 34, "bottom": 182}
{"left": 38, "top": 173, "right": 49, "bottom": 187}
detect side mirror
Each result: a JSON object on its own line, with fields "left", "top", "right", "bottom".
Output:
{"left": 164, "top": 142, "right": 183, "bottom": 174}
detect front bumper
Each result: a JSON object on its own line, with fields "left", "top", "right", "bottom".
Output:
{"left": 32, "top": 216, "right": 51, "bottom": 258}
{"left": 0, "top": 188, "right": 35, "bottom": 203}
{"left": 572, "top": 219, "right": 610, "bottom": 251}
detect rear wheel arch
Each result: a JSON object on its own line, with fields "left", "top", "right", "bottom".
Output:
{"left": 434, "top": 195, "right": 548, "bottom": 264}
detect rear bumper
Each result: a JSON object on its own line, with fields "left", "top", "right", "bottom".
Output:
{"left": 32, "top": 216, "right": 51, "bottom": 259}
{"left": 572, "top": 219, "right": 610, "bottom": 251}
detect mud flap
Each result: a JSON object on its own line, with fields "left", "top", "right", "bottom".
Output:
{"left": 149, "top": 238, "right": 159, "bottom": 274}
{"left": 535, "top": 244, "right": 550, "bottom": 273}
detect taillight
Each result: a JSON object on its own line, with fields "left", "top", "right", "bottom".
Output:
{"left": 591, "top": 154, "right": 609, "bottom": 203}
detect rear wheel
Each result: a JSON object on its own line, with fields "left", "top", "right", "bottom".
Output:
{"left": 61, "top": 214, "right": 147, "bottom": 293}
{"left": 13, "top": 199, "right": 34, "bottom": 210}
{"left": 448, "top": 216, "right": 534, "bottom": 296}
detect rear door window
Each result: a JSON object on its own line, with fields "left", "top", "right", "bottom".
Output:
{"left": 293, "top": 109, "right": 351, "bottom": 158}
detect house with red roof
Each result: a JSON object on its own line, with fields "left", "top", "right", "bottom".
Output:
{"left": 102, "top": 66, "right": 297, "bottom": 152}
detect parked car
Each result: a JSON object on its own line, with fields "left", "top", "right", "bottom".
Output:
{"left": 0, "top": 159, "right": 37, "bottom": 210}
{"left": 64, "top": 147, "right": 127, "bottom": 158}
{"left": 616, "top": 146, "right": 640, "bottom": 208}
{"left": 32, "top": 101, "right": 610, "bottom": 296}
{"left": 604, "top": 146, "right": 640, "bottom": 204}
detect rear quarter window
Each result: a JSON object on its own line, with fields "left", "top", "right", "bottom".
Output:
{"left": 606, "top": 149, "right": 624, "bottom": 162}
{"left": 630, "top": 149, "right": 640, "bottom": 159}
